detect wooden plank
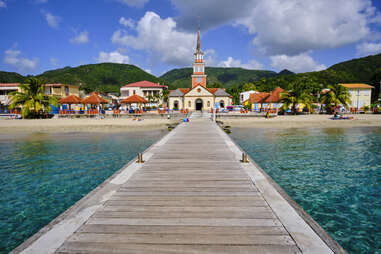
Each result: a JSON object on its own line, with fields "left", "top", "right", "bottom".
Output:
{"left": 78, "top": 224, "right": 287, "bottom": 235}
{"left": 105, "top": 200, "right": 268, "bottom": 207}
{"left": 57, "top": 242, "right": 301, "bottom": 254}
{"left": 66, "top": 233, "right": 295, "bottom": 245}
{"left": 87, "top": 218, "right": 282, "bottom": 227}
{"left": 101, "top": 206, "right": 272, "bottom": 213}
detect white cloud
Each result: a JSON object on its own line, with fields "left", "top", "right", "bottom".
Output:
{"left": 270, "top": 53, "right": 326, "bottom": 73}
{"left": 218, "top": 56, "right": 264, "bottom": 70}
{"left": 112, "top": 11, "right": 196, "bottom": 66}
{"left": 0, "top": 1, "right": 6, "bottom": 8}
{"left": 171, "top": 0, "right": 381, "bottom": 56}
{"left": 97, "top": 51, "right": 130, "bottom": 64}
{"left": 42, "top": 11, "right": 60, "bottom": 28}
{"left": 119, "top": 17, "right": 135, "bottom": 29}
{"left": 50, "top": 57, "right": 58, "bottom": 67}
{"left": 356, "top": 42, "right": 381, "bottom": 56}
{"left": 3, "top": 48, "right": 38, "bottom": 72}
{"left": 70, "top": 31, "right": 89, "bottom": 44}
{"left": 144, "top": 69, "right": 152, "bottom": 74}
{"left": 115, "top": 0, "right": 149, "bottom": 8}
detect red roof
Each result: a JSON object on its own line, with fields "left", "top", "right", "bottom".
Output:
{"left": 122, "top": 81, "right": 167, "bottom": 88}
{"left": 249, "top": 92, "right": 270, "bottom": 103}
{"left": 81, "top": 92, "right": 108, "bottom": 104}
{"left": 207, "top": 88, "right": 219, "bottom": 94}
{"left": 0, "top": 83, "right": 20, "bottom": 87}
{"left": 179, "top": 88, "right": 191, "bottom": 94}
{"left": 59, "top": 95, "right": 82, "bottom": 104}
{"left": 264, "top": 87, "right": 284, "bottom": 103}
{"left": 121, "top": 94, "right": 148, "bottom": 104}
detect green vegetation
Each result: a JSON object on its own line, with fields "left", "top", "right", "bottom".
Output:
{"left": 0, "top": 71, "right": 26, "bottom": 83}
{"left": 279, "top": 79, "right": 314, "bottom": 114}
{"left": 160, "top": 67, "right": 277, "bottom": 89}
{"left": 9, "top": 78, "right": 58, "bottom": 118}
{"left": 37, "top": 63, "right": 163, "bottom": 94}
{"left": 320, "top": 84, "right": 352, "bottom": 113}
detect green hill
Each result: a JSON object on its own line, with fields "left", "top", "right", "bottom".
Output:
{"left": 0, "top": 71, "right": 25, "bottom": 83}
{"left": 160, "top": 67, "right": 278, "bottom": 89}
{"left": 37, "top": 63, "right": 162, "bottom": 93}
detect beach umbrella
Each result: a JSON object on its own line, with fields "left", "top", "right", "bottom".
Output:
{"left": 81, "top": 92, "right": 109, "bottom": 115}
{"left": 121, "top": 94, "right": 148, "bottom": 113}
{"left": 59, "top": 94, "right": 82, "bottom": 111}
{"left": 81, "top": 92, "right": 108, "bottom": 105}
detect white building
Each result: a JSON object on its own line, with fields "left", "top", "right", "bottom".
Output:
{"left": 340, "top": 83, "right": 374, "bottom": 110}
{"left": 0, "top": 83, "right": 19, "bottom": 107}
{"left": 120, "top": 81, "right": 168, "bottom": 105}
{"left": 240, "top": 90, "right": 258, "bottom": 105}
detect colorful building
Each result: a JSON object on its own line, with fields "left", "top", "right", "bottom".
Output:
{"left": 43, "top": 84, "right": 80, "bottom": 98}
{"left": 339, "top": 83, "right": 373, "bottom": 110}
{"left": 168, "top": 26, "right": 232, "bottom": 111}
{"left": 244, "top": 87, "right": 284, "bottom": 111}
{"left": 240, "top": 90, "right": 258, "bottom": 104}
{"left": 120, "top": 81, "right": 168, "bottom": 106}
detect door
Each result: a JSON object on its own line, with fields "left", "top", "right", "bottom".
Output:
{"left": 195, "top": 98, "right": 203, "bottom": 110}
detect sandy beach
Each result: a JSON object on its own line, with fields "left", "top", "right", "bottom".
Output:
{"left": 0, "top": 118, "right": 179, "bottom": 133}
{"left": 220, "top": 114, "right": 381, "bottom": 128}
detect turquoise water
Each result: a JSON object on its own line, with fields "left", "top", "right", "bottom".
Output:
{"left": 231, "top": 127, "right": 381, "bottom": 254}
{"left": 0, "top": 130, "right": 166, "bottom": 253}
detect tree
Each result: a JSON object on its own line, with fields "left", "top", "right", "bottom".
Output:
{"left": 242, "top": 82, "right": 257, "bottom": 92}
{"left": 279, "top": 82, "right": 314, "bottom": 114}
{"left": 208, "top": 82, "right": 223, "bottom": 88}
{"left": 369, "top": 68, "right": 381, "bottom": 102}
{"left": 320, "top": 84, "right": 351, "bottom": 112}
{"left": 9, "top": 77, "right": 58, "bottom": 118}
{"left": 160, "top": 89, "right": 170, "bottom": 104}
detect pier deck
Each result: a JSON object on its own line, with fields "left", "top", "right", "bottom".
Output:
{"left": 15, "top": 119, "right": 340, "bottom": 254}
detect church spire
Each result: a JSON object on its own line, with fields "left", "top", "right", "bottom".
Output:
{"left": 196, "top": 17, "right": 202, "bottom": 53}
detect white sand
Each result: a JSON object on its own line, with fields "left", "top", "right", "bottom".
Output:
{"left": 220, "top": 114, "right": 381, "bottom": 129}
{"left": 0, "top": 118, "right": 179, "bottom": 133}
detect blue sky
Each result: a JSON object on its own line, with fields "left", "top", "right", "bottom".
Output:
{"left": 1, "top": 0, "right": 381, "bottom": 77}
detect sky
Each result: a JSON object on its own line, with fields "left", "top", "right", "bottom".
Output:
{"left": 1, "top": 0, "right": 381, "bottom": 77}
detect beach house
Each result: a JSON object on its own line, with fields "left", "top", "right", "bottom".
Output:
{"left": 240, "top": 90, "right": 258, "bottom": 104}
{"left": 339, "top": 83, "right": 373, "bottom": 111}
{"left": 243, "top": 87, "right": 284, "bottom": 111}
{"left": 168, "top": 26, "right": 232, "bottom": 111}
{"left": 120, "top": 81, "right": 168, "bottom": 106}
{"left": 43, "top": 84, "right": 80, "bottom": 98}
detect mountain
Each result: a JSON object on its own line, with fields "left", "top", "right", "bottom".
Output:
{"left": 0, "top": 71, "right": 25, "bottom": 83}
{"left": 278, "top": 69, "right": 295, "bottom": 76}
{"left": 328, "top": 53, "right": 381, "bottom": 83}
{"left": 160, "top": 67, "right": 278, "bottom": 89}
{"left": 36, "top": 63, "right": 162, "bottom": 93}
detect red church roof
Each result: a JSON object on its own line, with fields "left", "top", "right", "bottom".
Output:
{"left": 122, "top": 81, "right": 167, "bottom": 88}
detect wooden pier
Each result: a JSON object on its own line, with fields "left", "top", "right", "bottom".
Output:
{"left": 13, "top": 119, "right": 344, "bottom": 254}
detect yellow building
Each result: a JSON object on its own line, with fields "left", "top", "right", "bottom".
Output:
{"left": 43, "top": 84, "right": 80, "bottom": 98}
{"left": 339, "top": 83, "right": 373, "bottom": 110}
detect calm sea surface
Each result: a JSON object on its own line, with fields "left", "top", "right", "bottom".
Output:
{"left": 230, "top": 126, "right": 381, "bottom": 254}
{"left": 0, "top": 129, "right": 166, "bottom": 253}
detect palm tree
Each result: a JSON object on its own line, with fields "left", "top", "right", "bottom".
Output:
{"left": 320, "top": 84, "right": 351, "bottom": 113}
{"left": 279, "top": 82, "right": 313, "bottom": 114}
{"left": 9, "top": 78, "right": 58, "bottom": 118}
{"left": 160, "top": 89, "right": 170, "bottom": 106}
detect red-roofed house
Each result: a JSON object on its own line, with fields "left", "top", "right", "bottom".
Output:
{"left": 243, "top": 87, "right": 284, "bottom": 111}
{"left": 120, "top": 81, "right": 168, "bottom": 105}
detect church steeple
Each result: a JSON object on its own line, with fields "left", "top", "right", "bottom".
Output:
{"left": 196, "top": 26, "right": 202, "bottom": 53}
{"left": 192, "top": 21, "right": 206, "bottom": 88}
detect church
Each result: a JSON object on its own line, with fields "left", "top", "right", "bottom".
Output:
{"left": 168, "top": 27, "right": 232, "bottom": 111}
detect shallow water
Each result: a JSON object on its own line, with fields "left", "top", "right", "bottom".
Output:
{"left": 0, "top": 130, "right": 166, "bottom": 253}
{"left": 230, "top": 127, "right": 381, "bottom": 254}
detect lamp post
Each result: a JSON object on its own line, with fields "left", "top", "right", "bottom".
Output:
{"left": 356, "top": 89, "right": 360, "bottom": 113}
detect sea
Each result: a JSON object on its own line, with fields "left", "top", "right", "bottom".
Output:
{"left": 230, "top": 126, "right": 381, "bottom": 254}
{"left": 0, "top": 129, "right": 166, "bottom": 253}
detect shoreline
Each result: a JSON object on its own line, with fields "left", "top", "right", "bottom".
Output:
{"left": 0, "top": 118, "right": 179, "bottom": 133}
{"left": 219, "top": 114, "right": 381, "bottom": 129}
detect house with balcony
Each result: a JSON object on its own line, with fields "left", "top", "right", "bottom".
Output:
{"left": 120, "top": 81, "right": 168, "bottom": 106}
{"left": 339, "top": 84, "right": 373, "bottom": 111}
{"left": 0, "top": 83, "right": 21, "bottom": 109}
{"left": 43, "top": 84, "right": 80, "bottom": 98}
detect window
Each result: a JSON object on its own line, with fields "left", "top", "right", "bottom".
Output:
{"left": 188, "top": 101, "right": 191, "bottom": 107}
{"left": 133, "top": 90, "right": 136, "bottom": 95}
{"left": 363, "top": 89, "right": 370, "bottom": 96}
{"left": 207, "top": 101, "right": 210, "bottom": 107}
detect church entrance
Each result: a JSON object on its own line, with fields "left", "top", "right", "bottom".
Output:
{"left": 219, "top": 100, "right": 225, "bottom": 108}
{"left": 195, "top": 98, "right": 203, "bottom": 111}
